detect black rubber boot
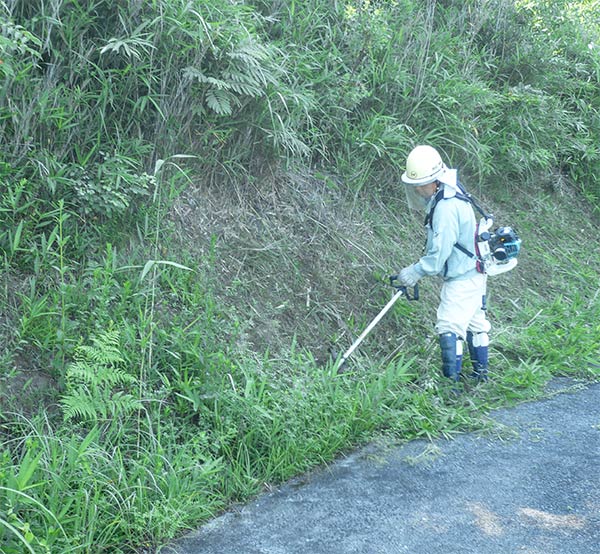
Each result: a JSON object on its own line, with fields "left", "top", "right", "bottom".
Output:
{"left": 439, "top": 332, "right": 461, "bottom": 382}
{"left": 467, "top": 331, "right": 489, "bottom": 382}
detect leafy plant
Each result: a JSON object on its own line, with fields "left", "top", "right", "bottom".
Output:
{"left": 1, "top": 1, "right": 599, "bottom": 552}
{"left": 60, "top": 328, "right": 141, "bottom": 422}
{"left": 71, "top": 151, "right": 154, "bottom": 219}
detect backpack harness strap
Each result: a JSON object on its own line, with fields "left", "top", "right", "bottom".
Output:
{"left": 424, "top": 182, "right": 491, "bottom": 264}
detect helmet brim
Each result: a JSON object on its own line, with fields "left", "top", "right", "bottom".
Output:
{"left": 401, "top": 165, "right": 447, "bottom": 186}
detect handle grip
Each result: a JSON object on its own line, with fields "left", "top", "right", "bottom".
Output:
{"left": 389, "top": 275, "right": 419, "bottom": 300}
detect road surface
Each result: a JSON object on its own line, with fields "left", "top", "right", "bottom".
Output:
{"left": 168, "top": 380, "right": 600, "bottom": 554}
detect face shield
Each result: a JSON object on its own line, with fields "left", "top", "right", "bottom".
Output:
{"left": 404, "top": 182, "right": 437, "bottom": 211}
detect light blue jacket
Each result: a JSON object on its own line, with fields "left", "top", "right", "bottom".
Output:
{"left": 414, "top": 185, "right": 479, "bottom": 281}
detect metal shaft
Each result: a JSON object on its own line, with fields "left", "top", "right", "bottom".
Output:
{"left": 336, "top": 288, "right": 405, "bottom": 371}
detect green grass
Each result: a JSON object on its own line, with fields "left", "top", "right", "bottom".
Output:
{"left": 1, "top": 0, "right": 600, "bottom": 552}
{"left": 1, "top": 199, "right": 598, "bottom": 550}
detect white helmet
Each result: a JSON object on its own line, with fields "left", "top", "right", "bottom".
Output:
{"left": 401, "top": 145, "right": 447, "bottom": 186}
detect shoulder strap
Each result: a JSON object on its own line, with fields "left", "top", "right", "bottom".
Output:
{"left": 424, "top": 184, "right": 487, "bottom": 227}
{"left": 423, "top": 180, "right": 490, "bottom": 269}
{"left": 424, "top": 188, "right": 445, "bottom": 227}
{"left": 454, "top": 242, "right": 477, "bottom": 260}
{"left": 454, "top": 180, "right": 491, "bottom": 219}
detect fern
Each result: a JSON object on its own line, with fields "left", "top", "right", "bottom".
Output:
{"left": 66, "top": 359, "right": 136, "bottom": 388}
{"left": 60, "top": 328, "right": 141, "bottom": 422}
{"left": 222, "top": 70, "right": 264, "bottom": 97}
{"left": 183, "top": 37, "right": 278, "bottom": 115}
{"left": 205, "top": 88, "right": 235, "bottom": 115}
{"left": 60, "top": 388, "right": 101, "bottom": 421}
{"left": 74, "top": 328, "right": 123, "bottom": 365}
{"left": 182, "top": 68, "right": 230, "bottom": 90}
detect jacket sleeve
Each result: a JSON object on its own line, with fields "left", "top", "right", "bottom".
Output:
{"left": 414, "top": 199, "right": 461, "bottom": 277}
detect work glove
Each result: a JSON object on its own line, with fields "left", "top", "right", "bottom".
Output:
{"left": 398, "top": 264, "right": 422, "bottom": 287}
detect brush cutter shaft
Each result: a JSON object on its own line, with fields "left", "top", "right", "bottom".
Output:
{"left": 337, "top": 288, "right": 406, "bottom": 369}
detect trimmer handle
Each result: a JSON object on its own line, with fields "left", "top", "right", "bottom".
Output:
{"left": 389, "top": 275, "right": 419, "bottom": 300}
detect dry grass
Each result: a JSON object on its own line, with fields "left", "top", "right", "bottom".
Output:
{"left": 167, "top": 166, "right": 600, "bottom": 376}
{"left": 167, "top": 168, "right": 421, "bottom": 362}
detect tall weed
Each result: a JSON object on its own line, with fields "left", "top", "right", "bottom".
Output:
{"left": 1, "top": 1, "right": 600, "bottom": 552}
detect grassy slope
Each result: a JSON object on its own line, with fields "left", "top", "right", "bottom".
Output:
{"left": 1, "top": 1, "right": 600, "bottom": 551}
{"left": 2, "top": 161, "right": 598, "bottom": 554}
{"left": 170, "top": 167, "right": 600, "bottom": 382}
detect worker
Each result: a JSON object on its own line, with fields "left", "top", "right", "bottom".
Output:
{"left": 397, "top": 145, "right": 490, "bottom": 384}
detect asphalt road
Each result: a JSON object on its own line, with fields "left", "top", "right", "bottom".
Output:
{"left": 167, "top": 380, "right": 600, "bottom": 554}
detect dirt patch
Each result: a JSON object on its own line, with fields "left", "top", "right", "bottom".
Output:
{"left": 168, "top": 168, "right": 426, "bottom": 363}
{"left": 518, "top": 507, "right": 586, "bottom": 530}
{"left": 467, "top": 501, "right": 505, "bottom": 536}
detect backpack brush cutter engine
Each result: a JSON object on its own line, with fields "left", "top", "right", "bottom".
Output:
{"left": 475, "top": 220, "right": 522, "bottom": 275}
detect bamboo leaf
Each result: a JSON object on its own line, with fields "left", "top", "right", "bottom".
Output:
{"left": 11, "top": 220, "right": 23, "bottom": 253}
{"left": 16, "top": 449, "right": 42, "bottom": 491}
{"left": 154, "top": 159, "right": 165, "bottom": 176}
{"left": 140, "top": 259, "right": 194, "bottom": 282}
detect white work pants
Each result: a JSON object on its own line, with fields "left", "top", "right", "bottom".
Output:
{"left": 435, "top": 273, "right": 490, "bottom": 339}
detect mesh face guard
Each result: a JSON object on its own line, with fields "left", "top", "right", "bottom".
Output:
{"left": 404, "top": 183, "right": 433, "bottom": 211}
